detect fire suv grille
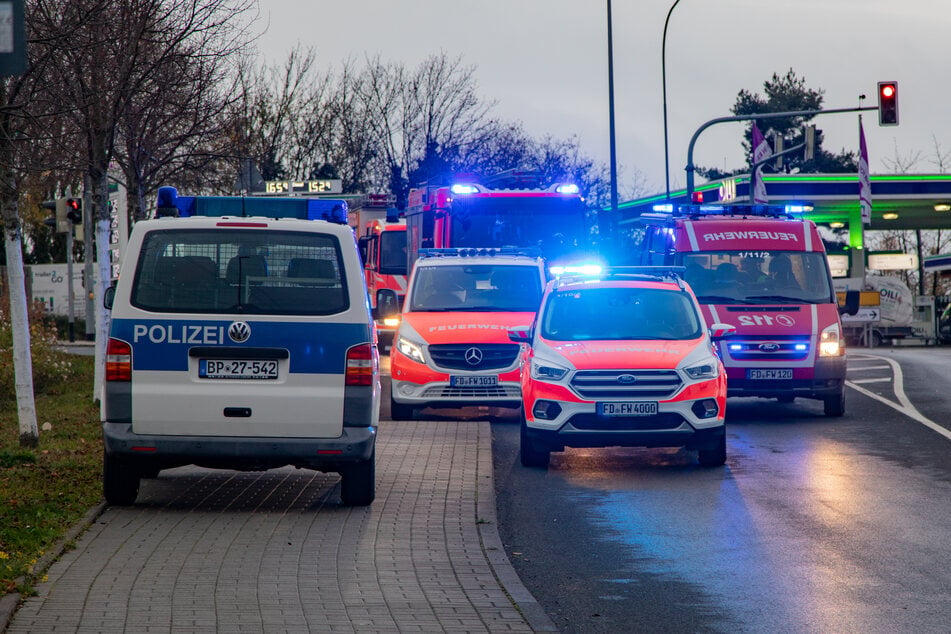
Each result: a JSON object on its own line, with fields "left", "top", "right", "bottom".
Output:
{"left": 570, "top": 370, "right": 682, "bottom": 399}
{"left": 724, "top": 340, "right": 810, "bottom": 361}
{"left": 420, "top": 384, "right": 521, "bottom": 399}
{"left": 428, "top": 344, "right": 520, "bottom": 371}
{"left": 567, "top": 412, "right": 686, "bottom": 431}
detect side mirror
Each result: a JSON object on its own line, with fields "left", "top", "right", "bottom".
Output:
{"left": 708, "top": 322, "right": 736, "bottom": 340}
{"left": 839, "top": 290, "right": 860, "bottom": 316}
{"left": 357, "top": 236, "right": 371, "bottom": 265}
{"left": 508, "top": 326, "right": 533, "bottom": 344}
{"left": 374, "top": 291, "right": 401, "bottom": 320}
{"left": 103, "top": 284, "right": 116, "bottom": 310}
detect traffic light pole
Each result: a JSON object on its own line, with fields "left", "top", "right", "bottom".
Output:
{"left": 685, "top": 105, "right": 879, "bottom": 198}
{"left": 748, "top": 141, "right": 805, "bottom": 203}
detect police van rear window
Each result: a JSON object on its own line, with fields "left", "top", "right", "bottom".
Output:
{"left": 130, "top": 229, "right": 349, "bottom": 315}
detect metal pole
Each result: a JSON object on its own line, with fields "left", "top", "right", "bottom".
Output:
{"left": 607, "top": 0, "right": 619, "bottom": 259}
{"left": 66, "top": 227, "right": 75, "bottom": 342}
{"left": 662, "top": 0, "right": 681, "bottom": 202}
{"left": 685, "top": 105, "right": 879, "bottom": 197}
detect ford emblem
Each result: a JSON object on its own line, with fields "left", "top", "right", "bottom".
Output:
{"left": 617, "top": 374, "right": 636, "bottom": 384}
{"left": 758, "top": 342, "right": 780, "bottom": 352}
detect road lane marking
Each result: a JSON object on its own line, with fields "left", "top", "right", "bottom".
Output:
{"left": 846, "top": 354, "right": 951, "bottom": 443}
{"left": 849, "top": 378, "right": 892, "bottom": 384}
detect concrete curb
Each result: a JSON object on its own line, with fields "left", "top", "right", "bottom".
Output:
{"left": 0, "top": 502, "right": 106, "bottom": 633}
{"left": 477, "top": 424, "right": 558, "bottom": 632}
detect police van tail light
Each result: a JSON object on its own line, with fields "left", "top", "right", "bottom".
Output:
{"left": 819, "top": 323, "right": 843, "bottom": 357}
{"left": 346, "top": 343, "right": 377, "bottom": 386}
{"left": 106, "top": 338, "right": 132, "bottom": 382}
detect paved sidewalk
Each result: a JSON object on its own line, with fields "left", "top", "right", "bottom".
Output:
{"left": 5, "top": 418, "right": 555, "bottom": 633}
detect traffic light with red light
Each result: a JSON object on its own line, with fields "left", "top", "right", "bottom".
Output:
{"left": 65, "top": 198, "right": 82, "bottom": 224}
{"left": 878, "top": 81, "right": 898, "bottom": 126}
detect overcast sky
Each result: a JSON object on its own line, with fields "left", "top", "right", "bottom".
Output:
{"left": 254, "top": 0, "right": 951, "bottom": 198}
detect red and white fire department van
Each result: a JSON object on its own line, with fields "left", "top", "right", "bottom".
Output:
{"left": 639, "top": 204, "right": 858, "bottom": 417}
{"left": 389, "top": 248, "right": 546, "bottom": 420}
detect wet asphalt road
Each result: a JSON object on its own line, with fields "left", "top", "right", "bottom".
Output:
{"left": 492, "top": 348, "right": 951, "bottom": 633}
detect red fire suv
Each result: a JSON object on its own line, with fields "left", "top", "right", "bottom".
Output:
{"left": 509, "top": 267, "right": 735, "bottom": 468}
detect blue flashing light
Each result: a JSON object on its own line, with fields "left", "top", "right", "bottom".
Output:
{"left": 652, "top": 203, "right": 674, "bottom": 212}
{"left": 450, "top": 183, "right": 479, "bottom": 195}
{"left": 728, "top": 343, "right": 743, "bottom": 352}
{"left": 550, "top": 263, "right": 603, "bottom": 277}
{"left": 794, "top": 343, "right": 808, "bottom": 351}
{"left": 784, "top": 203, "right": 814, "bottom": 214}
{"left": 555, "top": 183, "right": 580, "bottom": 195}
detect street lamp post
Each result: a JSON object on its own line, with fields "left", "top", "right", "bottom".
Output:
{"left": 662, "top": 0, "right": 682, "bottom": 202}
{"left": 607, "top": 0, "right": 619, "bottom": 258}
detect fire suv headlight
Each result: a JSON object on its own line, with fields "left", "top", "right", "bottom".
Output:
{"left": 396, "top": 335, "right": 425, "bottom": 364}
{"left": 530, "top": 359, "right": 569, "bottom": 382}
{"left": 683, "top": 358, "right": 720, "bottom": 381}
{"left": 819, "top": 323, "right": 843, "bottom": 357}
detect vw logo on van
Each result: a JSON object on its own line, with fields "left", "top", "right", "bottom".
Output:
{"left": 229, "top": 321, "right": 251, "bottom": 343}
{"left": 758, "top": 342, "right": 780, "bottom": 352}
{"left": 616, "top": 374, "right": 637, "bottom": 384}
{"left": 464, "top": 347, "right": 483, "bottom": 365}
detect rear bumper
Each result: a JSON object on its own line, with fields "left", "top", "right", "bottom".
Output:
{"left": 102, "top": 422, "right": 375, "bottom": 472}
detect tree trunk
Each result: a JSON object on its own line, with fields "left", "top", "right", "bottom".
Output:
{"left": 91, "top": 167, "right": 112, "bottom": 403}
{"left": 3, "top": 204, "right": 38, "bottom": 447}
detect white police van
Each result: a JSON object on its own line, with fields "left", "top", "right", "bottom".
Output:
{"left": 101, "top": 187, "right": 379, "bottom": 506}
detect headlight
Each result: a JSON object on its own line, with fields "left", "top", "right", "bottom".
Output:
{"left": 530, "top": 359, "right": 569, "bottom": 381}
{"left": 683, "top": 358, "right": 720, "bottom": 380}
{"left": 396, "top": 335, "right": 425, "bottom": 364}
{"left": 819, "top": 323, "right": 843, "bottom": 357}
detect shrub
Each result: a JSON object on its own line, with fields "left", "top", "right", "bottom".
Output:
{"left": 0, "top": 298, "right": 77, "bottom": 403}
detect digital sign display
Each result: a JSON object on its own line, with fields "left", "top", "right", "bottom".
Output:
{"left": 264, "top": 179, "right": 343, "bottom": 194}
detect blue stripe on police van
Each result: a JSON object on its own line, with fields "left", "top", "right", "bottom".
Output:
{"left": 110, "top": 318, "right": 371, "bottom": 374}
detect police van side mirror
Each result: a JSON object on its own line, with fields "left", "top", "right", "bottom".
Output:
{"left": 839, "top": 290, "right": 860, "bottom": 317}
{"left": 103, "top": 284, "right": 116, "bottom": 310}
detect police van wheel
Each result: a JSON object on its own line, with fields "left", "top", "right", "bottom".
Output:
{"left": 823, "top": 388, "right": 846, "bottom": 417}
{"left": 697, "top": 433, "right": 727, "bottom": 467}
{"left": 519, "top": 418, "right": 550, "bottom": 469}
{"left": 340, "top": 452, "right": 376, "bottom": 506}
{"left": 103, "top": 451, "right": 140, "bottom": 506}
{"left": 390, "top": 396, "right": 416, "bottom": 421}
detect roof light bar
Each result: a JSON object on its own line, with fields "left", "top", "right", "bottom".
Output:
{"left": 450, "top": 183, "right": 479, "bottom": 195}
{"left": 555, "top": 183, "right": 580, "bottom": 195}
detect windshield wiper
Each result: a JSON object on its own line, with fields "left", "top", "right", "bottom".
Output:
{"left": 695, "top": 295, "right": 751, "bottom": 304}
{"left": 745, "top": 295, "right": 811, "bottom": 303}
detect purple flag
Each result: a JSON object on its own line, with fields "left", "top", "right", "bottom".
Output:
{"left": 751, "top": 123, "right": 771, "bottom": 204}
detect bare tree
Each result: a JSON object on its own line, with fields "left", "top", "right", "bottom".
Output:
{"left": 31, "top": 0, "right": 255, "bottom": 400}
{"left": 882, "top": 138, "right": 923, "bottom": 174}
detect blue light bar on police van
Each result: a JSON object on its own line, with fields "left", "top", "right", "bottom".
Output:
{"left": 153, "top": 187, "right": 349, "bottom": 223}
{"left": 555, "top": 183, "right": 580, "bottom": 195}
{"left": 652, "top": 203, "right": 674, "bottom": 212}
{"left": 450, "top": 183, "right": 479, "bottom": 195}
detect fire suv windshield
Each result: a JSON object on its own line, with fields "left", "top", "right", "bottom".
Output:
{"left": 448, "top": 196, "right": 587, "bottom": 260}
{"left": 409, "top": 264, "right": 542, "bottom": 312}
{"left": 681, "top": 251, "right": 834, "bottom": 305}
{"left": 542, "top": 287, "right": 702, "bottom": 341}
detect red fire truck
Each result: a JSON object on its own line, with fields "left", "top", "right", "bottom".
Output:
{"left": 359, "top": 216, "right": 407, "bottom": 339}
{"left": 403, "top": 171, "right": 590, "bottom": 272}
